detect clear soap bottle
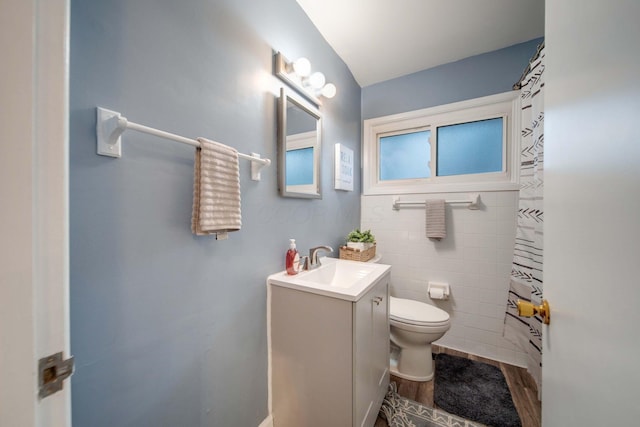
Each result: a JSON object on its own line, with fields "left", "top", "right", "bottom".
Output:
{"left": 286, "top": 239, "right": 300, "bottom": 275}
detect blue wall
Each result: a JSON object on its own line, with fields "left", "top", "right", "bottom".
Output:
{"left": 69, "top": 1, "right": 361, "bottom": 425}
{"left": 362, "top": 38, "right": 544, "bottom": 119}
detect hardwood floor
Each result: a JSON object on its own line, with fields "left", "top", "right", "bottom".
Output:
{"left": 375, "top": 345, "right": 541, "bottom": 427}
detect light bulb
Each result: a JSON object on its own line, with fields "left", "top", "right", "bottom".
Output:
{"left": 308, "top": 72, "right": 326, "bottom": 89}
{"left": 293, "top": 57, "right": 311, "bottom": 77}
{"left": 321, "top": 83, "right": 337, "bottom": 98}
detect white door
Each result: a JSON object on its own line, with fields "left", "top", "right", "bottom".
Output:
{"left": 543, "top": 0, "right": 640, "bottom": 425}
{"left": 0, "top": 0, "right": 71, "bottom": 426}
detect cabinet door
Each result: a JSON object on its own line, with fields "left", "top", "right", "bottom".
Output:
{"left": 353, "top": 286, "right": 374, "bottom": 426}
{"left": 271, "top": 286, "right": 353, "bottom": 427}
{"left": 371, "top": 278, "right": 390, "bottom": 403}
{"left": 354, "top": 276, "right": 390, "bottom": 427}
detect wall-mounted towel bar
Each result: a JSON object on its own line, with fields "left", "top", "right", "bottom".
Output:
{"left": 392, "top": 194, "right": 480, "bottom": 210}
{"left": 96, "top": 107, "right": 271, "bottom": 181}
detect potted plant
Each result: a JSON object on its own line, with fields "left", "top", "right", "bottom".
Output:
{"left": 345, "top": 229, "right": 376, "bottom": 251}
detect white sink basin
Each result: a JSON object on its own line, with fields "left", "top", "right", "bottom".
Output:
{"left": 298, "top": 260, "right": 378, "bottom": 288}
{"left": 267, "top": 257, "right": 391, "bottom": 301}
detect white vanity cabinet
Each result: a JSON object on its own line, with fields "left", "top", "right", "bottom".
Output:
{"left": 269, "top": 271, "right": 390, "bottom": 427}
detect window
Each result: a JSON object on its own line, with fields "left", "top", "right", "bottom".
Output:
{"left": 363, "top": 92, "right": 519, "bottom": 195}
{"left": 379, "top": 129, "right": 431, "bottom": 180}
{"left": 436, "top": 117, "right": 503, "bottom": 176}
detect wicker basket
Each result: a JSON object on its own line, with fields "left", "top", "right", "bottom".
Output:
{"left": 339, "top": 244, "right": 376, "bottom": 262}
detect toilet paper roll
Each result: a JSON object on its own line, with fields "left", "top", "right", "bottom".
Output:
{"left": 429, "top": 287, "right": 445, "bottom": 300}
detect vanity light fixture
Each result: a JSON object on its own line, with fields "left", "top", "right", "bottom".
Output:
{"left": 321, "top": 83, "right": 337, "bottom": 98}
{"left": 307, "top": 71, "right": 326, "bottom": 89}
{"left": 292, "top": 57, "right": 311, "bottom": 77}
{"left": 275, "top": 52, "right": 337, "bottom": 105}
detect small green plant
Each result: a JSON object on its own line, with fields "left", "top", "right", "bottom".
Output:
{"left": 346, "top": 229, "right": 375, "bottom": 244}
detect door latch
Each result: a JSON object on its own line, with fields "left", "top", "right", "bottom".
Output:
{"left": 38, "top": 352, "right": 74, "bottom": 399}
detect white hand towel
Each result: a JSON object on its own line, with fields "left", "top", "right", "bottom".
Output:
{"left": 191, "top": 137, "right": 241, "bottom": 237}
{"left": 426, "top": 199, "right": 446, "bottom": 240}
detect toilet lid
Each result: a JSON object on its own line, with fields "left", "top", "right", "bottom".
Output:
{"left": 390, "top": 297, "right": 450, "bottom": 326}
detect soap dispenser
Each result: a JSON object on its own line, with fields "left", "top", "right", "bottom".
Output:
{"left": 286, "top": 239, "right": 300, "bottom": 275}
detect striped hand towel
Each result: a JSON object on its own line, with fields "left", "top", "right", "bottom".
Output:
{"left": 425, "top": 199, "right": 446, "bottom": 240}
{"left": 191, "top": 137, "right": 241, "bottom": 237}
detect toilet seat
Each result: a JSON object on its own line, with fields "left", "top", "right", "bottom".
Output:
{"left": 390, "top": 296, "right": 450, "bottom": 327}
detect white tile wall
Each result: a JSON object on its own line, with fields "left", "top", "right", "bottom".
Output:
{"left": 361, "top": 191, "right": 528, "bottom": 367}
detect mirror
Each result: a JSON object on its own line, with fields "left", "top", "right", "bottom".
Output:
{"left": 277, "top": 87, "right": 322, "bottom": 198}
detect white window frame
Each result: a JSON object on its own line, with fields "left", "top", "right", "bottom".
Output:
{"left": 362, "top": 91, "right": 520, "bottom": 195}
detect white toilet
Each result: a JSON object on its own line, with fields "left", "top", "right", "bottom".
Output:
{"left": 389, "top": 296, "right": 451, "bottom": 381}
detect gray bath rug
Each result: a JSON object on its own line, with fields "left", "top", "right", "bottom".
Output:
{"left": 380, "top": 382, "right": 485, "bottom": 427}
{"left": 434, "top": 353, "right": 521, "bottom": 427}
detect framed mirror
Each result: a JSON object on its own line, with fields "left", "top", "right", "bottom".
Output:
{"left": 277, "top": 87, "right": 322, "bottom": 199}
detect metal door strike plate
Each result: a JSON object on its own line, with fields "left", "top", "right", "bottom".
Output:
{"left": 39, "top": 352, "right": 74, "bottom": 399}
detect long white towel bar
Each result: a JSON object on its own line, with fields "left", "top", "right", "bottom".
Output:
{"left": 392, "top": 194, "right": 480, "bottom": 210}
{"left": 96, "top": 107, "right": 271, "bottom": 181}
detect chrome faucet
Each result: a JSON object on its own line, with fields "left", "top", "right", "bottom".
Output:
{"left": 306, "top": 245, "right": 333, "bottom": 270}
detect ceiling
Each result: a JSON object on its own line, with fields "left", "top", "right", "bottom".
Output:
{"left": 296, "top": 0, "right": 544, "bottom": 87}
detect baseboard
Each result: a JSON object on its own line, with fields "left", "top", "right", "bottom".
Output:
{"left": 434, "top": 343, "right": 527, "bottom": 369}
{"left": 258, "top": 414, "right": 273, "bottom": 427}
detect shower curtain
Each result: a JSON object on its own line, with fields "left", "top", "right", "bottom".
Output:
{"left": 503, "top": 44, "right": 545, "bottom": 390}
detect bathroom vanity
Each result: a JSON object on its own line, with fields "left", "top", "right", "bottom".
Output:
{"left": 268, "top": 258, "right": 391, "bottom": 427}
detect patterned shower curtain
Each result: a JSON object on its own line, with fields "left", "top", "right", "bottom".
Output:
{"left": 503, "top": 44, "right": 545, "bottom": 390}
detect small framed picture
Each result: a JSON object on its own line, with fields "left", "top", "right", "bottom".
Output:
{"left": 334, "top": 143, "right": 354, "bottom": 191}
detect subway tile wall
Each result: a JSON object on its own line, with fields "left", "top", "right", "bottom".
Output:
{"left": 361, "top": 191, "right": 528, "bottom": 367}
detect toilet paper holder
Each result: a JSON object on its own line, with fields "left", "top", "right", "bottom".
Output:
{"left": 428, "top": 282, "right": 450, "bottom": 300}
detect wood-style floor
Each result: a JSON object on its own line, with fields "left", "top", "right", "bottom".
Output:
{"left": 375, "top": 345, "right": 541, "bottom": 427}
